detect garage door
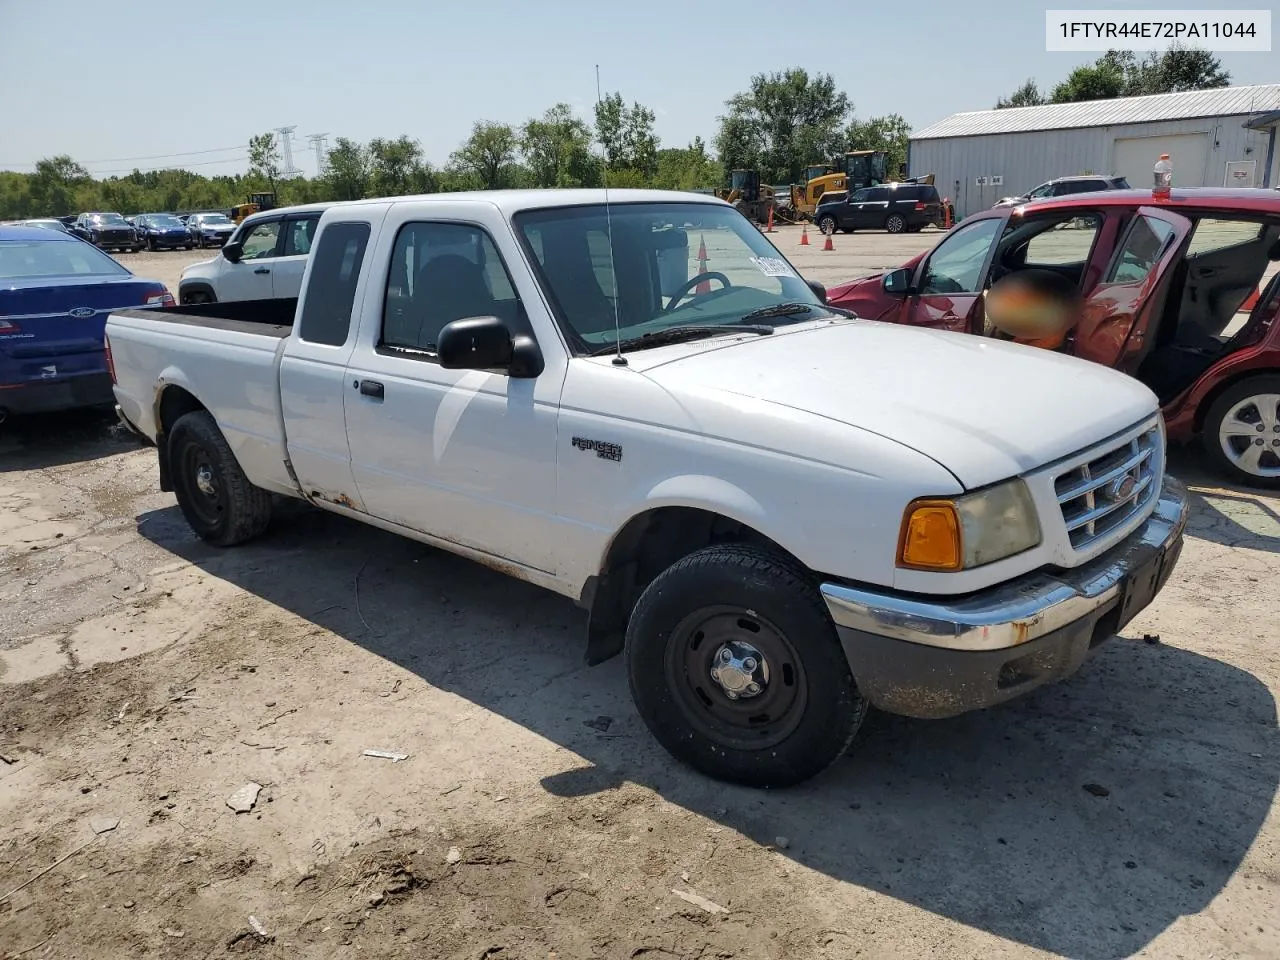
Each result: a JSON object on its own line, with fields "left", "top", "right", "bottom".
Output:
{"left": 1113, "top": 132, "right": 1211, "bottom": 188}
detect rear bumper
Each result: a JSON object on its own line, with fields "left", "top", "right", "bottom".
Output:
{"left": 114, "top": 403, "right": 153, "bottom": 444}
{"left": 0, "top": 372, "right": 115, "bottom": 415}
{"left": 819, "top": 476, "right": 1189, "bottom": 719}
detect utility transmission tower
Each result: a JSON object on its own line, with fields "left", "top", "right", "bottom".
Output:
{"left": 274, "top": 126, "right": 300, "bottom": 176}
{"left": 305, "top": 133, "right": 329, "bottom": 176}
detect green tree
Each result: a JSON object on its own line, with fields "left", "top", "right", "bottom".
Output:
{"left": 449, "top": 121, "right": 520, "bottom": 189}
{"left": 28, "top": 156, "right": 90, "bottom": 217}
{"left": 324, "top": 137, "right": 372, "bottom": 201}
{"left": 845, "top": 114, "right": 912, "bottom": 179}
{"left": 651, "top": 137, "right": 722, "bottom": 191}
{"left": 995, "top": 79, "right": 1046, "bottom": 109}
{"left": 369, "top": 135, "right": 427, "bottom": 196}
{"left": 594, "top": 92, "right": 659, "bottom": 177}
{"left": 521, "top": 104, "right": 600, "bottom": 188}
{"left": 247, "top": 132, "right": 282, "bottom": 194}
{"left": 1051, "top": 59, "right": 1127, "bottom": 103}
{"left": 715, "top": 68, "right": 851, "bottom": 184}
{"left": 1129, "top": 44, "right": 1230, "bottom": 94}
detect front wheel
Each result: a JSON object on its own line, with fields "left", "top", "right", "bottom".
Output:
{"left": 1203, "top": 375, "right": 1280, "bottom": 488}
{"left": 625, "top": 544, "right": 866, "bottom": 787}
{"left": 817, "top": 215, "right": 837, "bottom": 236}
{"left": 885, "top": 214, "right": 907, "bottom": 234}
{"left": 168, "top": 410, "right": 272, "bottom": 546}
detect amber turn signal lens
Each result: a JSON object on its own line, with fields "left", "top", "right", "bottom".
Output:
{"left": 898, "top": 500, "right": 963, "bottom": 571}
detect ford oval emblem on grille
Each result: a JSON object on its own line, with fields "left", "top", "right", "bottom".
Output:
{"left": 1106, "top": 472, "right": 1138, "bottom": 502}
{"left": 69, "top": 307, "right": 95, "bottom": 319}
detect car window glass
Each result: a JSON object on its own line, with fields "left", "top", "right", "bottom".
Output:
{"left": 1186, "top": 218, "right": 1265, "bottom": 257}
{"left": 1027, "top": 183, "right": 1052, "bottom": 199}
{"left": 284, "top": 216, "right": 319, "bottom": 256}
{"left": 849, "top": 189, "right": 871, "bottom": 202}
{"left": 296, "top": 222, "right": 371, "bottom": 346}
{"left": 919, "top": 218, "right": 1002, "bottom": 295}
{"left": 866, "top": 188, "right": 889, "bottom": 202}
{"left": 240, "top": 221, "right": 280, "bottom": 261}
{"left": 382, "top": 222, "right": 519, "bottom": 356}
{"left": 1024, "top": 215, "right": 1102, "bottom": 265}
{"left": 1105, "top": 215, "right": 1177, "bottom": 283}
{"left": 0, "top": 239, "right": 129, "bottom": 279}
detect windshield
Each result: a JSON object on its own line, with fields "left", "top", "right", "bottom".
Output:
{"left": 92, "top": 213, "right": 127, "bottom": 224}
{"left": 515, "top": 202, "right": 830, "bottom": 354}
{"left": 197, "top": 214, "right": 232, "bottom": 225}
{"left": 149, "top": 215, "right": 184, "bottom": 227}
{"left": 0, "top": 239, "right": 130, "bottom": 279}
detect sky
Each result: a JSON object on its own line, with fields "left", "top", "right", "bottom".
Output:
{"left": 0, "top": 0, "right": 1274, "bottom": 179}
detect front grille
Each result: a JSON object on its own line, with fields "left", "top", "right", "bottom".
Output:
{"left": 1055, "top": 424, "right": 1160, "bottom": 551}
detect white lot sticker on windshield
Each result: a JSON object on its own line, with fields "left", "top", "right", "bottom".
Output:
{"left": 750, "top": 255, "right": 798, "bottom": 278}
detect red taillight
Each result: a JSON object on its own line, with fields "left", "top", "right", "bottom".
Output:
{"left": 145, "top": 287, "right": 176, "bottom": 308}
{"left": 105, "top": 333, "right": 116, "bottom": 384}
{"left": 0, "top": 319, "right": 21, "bottom": 334}
{"left": 914, "top": 202, "right": 926, "bottom": 211}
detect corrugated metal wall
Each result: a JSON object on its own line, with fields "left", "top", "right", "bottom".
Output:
{"left": 910, "top": 115, "right": 1278, "bottom": 218}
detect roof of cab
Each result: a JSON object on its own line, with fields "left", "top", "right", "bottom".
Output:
{"left": 331, "top": 188, "right": 729, "bottom": 214}
{"left": 1005, "top": 187, "right": 1280, "bottom": 215}
{"left": 0, "top": 225, "right": 77, "bottom": 242}
{"left": 240, "top": 200, "right": 343, "bottom": 226}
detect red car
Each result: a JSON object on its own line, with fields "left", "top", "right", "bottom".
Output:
{"left": 827, "top": 188, "right": 1280, "bottom": 487}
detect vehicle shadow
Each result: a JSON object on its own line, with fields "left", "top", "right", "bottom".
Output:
{"left": 0, "top": 407, "right": 142, "bottom": 472}
{"left": 137, "top": 500, "right": 1278, "bottom": 960}
{"left": 1169, "top": 445, "right": 1280, "bottom": 555}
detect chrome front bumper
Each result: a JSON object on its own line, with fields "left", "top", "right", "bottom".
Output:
{"left": 818, "top": 477, "right": 1189, "bottom": 719}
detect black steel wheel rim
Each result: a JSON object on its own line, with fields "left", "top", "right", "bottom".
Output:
{"left": 663, "top": 604, "right": 808, "bottom": 751}
{"left": 179, "top": 440, "right": 223, "bottom": 528}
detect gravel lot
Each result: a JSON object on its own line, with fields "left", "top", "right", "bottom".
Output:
{"left": 0, "top": 230, "right": 1277, "bottom": 960}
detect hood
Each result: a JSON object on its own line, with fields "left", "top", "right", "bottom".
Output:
{"left": 632, "top": 320, "right": 1158, "bottom": 489}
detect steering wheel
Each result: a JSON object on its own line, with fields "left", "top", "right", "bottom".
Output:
{"left": 663, "top": 272, "right": 732, "bottom": 314}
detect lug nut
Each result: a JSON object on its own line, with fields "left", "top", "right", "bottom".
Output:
{"left": 743, "top": 658, "right": 757, "bottom": 672}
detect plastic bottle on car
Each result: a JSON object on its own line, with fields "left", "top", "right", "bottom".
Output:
{"left": 1153, "top": 154, "right": 1172, "bottom": 199}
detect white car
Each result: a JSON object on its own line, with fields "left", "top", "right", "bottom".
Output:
{"left": 106, "top": 189, "right": 1188, "bottom": 788}
{"left": 178, "top": 203, "right": 337, "bottom": 304}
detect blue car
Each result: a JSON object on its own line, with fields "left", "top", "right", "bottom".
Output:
{"left": 0, "top": 225, "right": 173, "bottom": 418}
{"left": 134, "top": 213, "right": 194, "bottom": 251}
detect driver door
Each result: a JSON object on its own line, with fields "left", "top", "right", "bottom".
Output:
{"left": 221, "top": 218, "right": 282, "bottom": 302}
{"left": 902, "top": 216, "right": 1005, "bottom": 332}
{"left": 1073, "top": 207, "right": 1192, "bottom": 371}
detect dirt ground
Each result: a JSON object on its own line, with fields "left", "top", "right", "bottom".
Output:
{"left": 1, "top": 233, "right": 1279, "bottom": 960}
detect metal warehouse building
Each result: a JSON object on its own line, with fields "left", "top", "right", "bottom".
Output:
{"left": 909, "top": 83, "right": 1280, "bottom": 218}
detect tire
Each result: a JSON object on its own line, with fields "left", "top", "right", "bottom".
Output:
{"left": 181, "top": 289, "right": 214, "bottom": 305}
{"left": 147, "top": 237, "right": 156, "bottom": 252}
{"left": 1202, "top": 374, "right": 1280, "bottom": 489}
{"left": 184, "top": 244, "right": 193, "bottom": 251}
{"left": 625, "top": 544, "right": 866, "bottom": 788}
{"left": 885, "top": 214, "right": 907, "bottom": 234}
{"left": 817, "top": 215, "right": 837, "bottom": 236}
{"left": 168, "top": 410, "right": 272, "bottom": 546}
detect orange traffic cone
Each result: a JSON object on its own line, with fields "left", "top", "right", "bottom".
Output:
{"left": 800, "top": 224, "right": 809, "bottom": 246}
{"left": 765, "top": 206, "right": 775, "bottom": 233}
{"left": 822, "top": 231, "right": 834, "bottom": 252}
{"left": 942, "top": 199, "right": 953, "bottom": 230}
{"left": 695, "top": 235, "right": 711, "bottom": 295}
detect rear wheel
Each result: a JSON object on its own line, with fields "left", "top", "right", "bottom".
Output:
{"left": 817, "top": 215, "right": 837, "bottom": 236}
{"left": 625, "top": 544, "right": 866, "bottom": 788}
{"left": 885, "top": 214, "right": 907, "bottom": 234}
{"left": 1203, "top": 375, "right": 1280, "bottom": 488}
{"left": 168, "top": 410, "right": 272, "bottom": 546}
{"left": 181, "top": 289, "right": 213, "bottom": 305}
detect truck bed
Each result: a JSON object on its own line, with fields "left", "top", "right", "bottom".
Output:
{"left": 113, "top": 297, "right": 297, "bottom": 338}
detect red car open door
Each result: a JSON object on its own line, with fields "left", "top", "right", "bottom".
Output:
{"left": 902, "top": 215, "right": 1006, "bottom": 333}
{"left": 1073, "top": 207, "right": 1193, "bottom": 372}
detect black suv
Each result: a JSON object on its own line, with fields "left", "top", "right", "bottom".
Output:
{"left": 994, "top": 175, "right": 1130, "bottom": 207}
{"left": 815, "top": 183, "right": 942, "bottom": 235}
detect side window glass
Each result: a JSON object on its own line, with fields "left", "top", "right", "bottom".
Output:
{"left": 866, "top": 188, "right": 889, "bottom": 202}
{"left": 1106, "top": 216, "right": 1177, "bottom": 284}
{"left": 1185, "top": 218, "right": 1265, "bottom": 257}
{"left": 1024, "top": 216, "right": 1102, "bottom": 265}
{"left": 919, "top": 218, "right": 1002, "bottom": 295}
{"left": 381, "top": 222, "right": 519, "bottom": 356}
{"left": 283, "top": 217, "right": 318, "bottom": 256}
{"left": 296, "top": 221, "right": 371, "bottom": 346}
{"left": 240, "top": 221, "right": 280, "bottom": 261}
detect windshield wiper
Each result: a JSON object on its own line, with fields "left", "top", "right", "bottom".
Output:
{"left": 739, "top": 302, "right": 826, "bottom": 323}
{"left": 590, "top": 324, "right": 773, "bottom": 357}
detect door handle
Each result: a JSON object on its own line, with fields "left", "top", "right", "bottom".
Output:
{"left": 254, "top": 267, "right": 270, "bottom": 274}
{"left": 358, "top": 379, "right": 384, "bottom": 399}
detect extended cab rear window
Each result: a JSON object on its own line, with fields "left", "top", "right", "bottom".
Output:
{"left": 296, "top": 221, "right": 371, "bottom": 346}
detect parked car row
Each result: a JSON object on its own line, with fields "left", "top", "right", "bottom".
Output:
{"left": 3, "top": 210, "right": 241, "bottom": 253}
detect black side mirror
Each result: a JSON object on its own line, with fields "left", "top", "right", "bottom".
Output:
{"left": 883, "top": 268, "right": 913, "bottom": 296}
{"left": 806, "top": 278, "right": 827, "bottom": 303}
{"left": 437, "top": 315, "right": 544, "bottom": 378}
{"left": 222, "top": 241, "right": 243, "bottom": 263}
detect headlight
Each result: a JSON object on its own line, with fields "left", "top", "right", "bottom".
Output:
{"left": 897, "top": 480, "right": 1040, "bottom": 571}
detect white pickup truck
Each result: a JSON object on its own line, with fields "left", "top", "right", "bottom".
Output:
{"left": 106, "top": 189, "right": 1189, "bottom": 788}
